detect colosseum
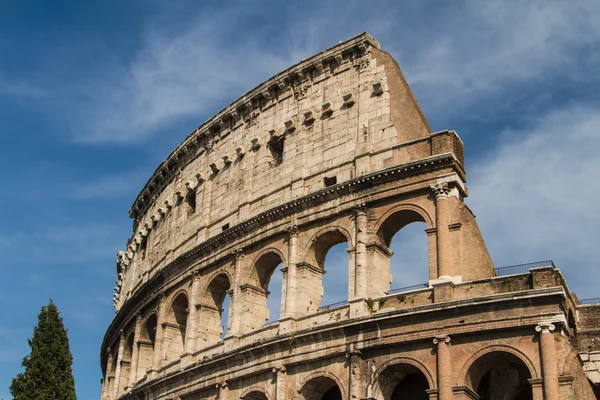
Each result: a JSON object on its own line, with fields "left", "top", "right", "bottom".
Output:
{"left": 99, "top": 33, "right": 600, "bottom": 400}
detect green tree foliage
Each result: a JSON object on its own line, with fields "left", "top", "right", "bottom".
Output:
{"left": 10, "top": 300, "right": 77, "bottom": 400}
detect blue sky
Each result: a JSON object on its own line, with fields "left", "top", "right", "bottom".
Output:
{"left": 1, "top": 0, "right": 599, "bottom": 398}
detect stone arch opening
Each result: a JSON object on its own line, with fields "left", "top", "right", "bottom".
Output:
{"left": 305, "top": 229, "right": 350, "bottom": 312}
{"left": 376, "top": 362, "right": 431, "bottom": 400}
{"left": 136, "top": 313, "right": 157, "bottom": 379}
{"left": 164, "top": 292, "right": 188, "bottom": 360}
{"left": 376, "top": 209, "right": 430, "bottom": 294}
{"left": 242, "top": 390, "right": 269, "bottom": 400}
{"left": 466, "top": 351, "right": 533, "bottom": 400}
{"left": 300, "top": 375, "right": 343, "bottom": 400}
{"left": 201, "top": 273, "right": 231, "bottom": 344}
{"left": 245, "top": 251, "right": 285, "bottom": 329}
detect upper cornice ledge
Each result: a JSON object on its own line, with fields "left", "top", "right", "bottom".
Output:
{"left": 129, "top": 32, "right": 380, "bottom": 222}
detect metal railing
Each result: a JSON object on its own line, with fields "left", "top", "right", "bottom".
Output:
{"left": 494, "top": 260, "right": 555, "bottom": 276}
{"left": 319, "top": 300, "right": 348, "bottom": 311}
{"left": 387, "top": 283, "right": 429, "bottom": 295}
{"left": 580, "top": 298, "right": 600, "bottom": 305}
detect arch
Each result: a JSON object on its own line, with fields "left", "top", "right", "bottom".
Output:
{"left": 371, "top": 357, "right": 435, "bottom": 396}
{"left": 249, "top": 248, "right": 286, "bottom": 291}
{"left": 200, "top": 272, "right": 232, "bottom": 344}
{"left": 136, "top": 312, "right": 157, "bottom": 379}
{"left": 299, "top": 371, "right": 346, "bottom": 400}
{"left": 458, "top": 344, "right": 539, "bottom": 387}
{"left": 245, "top": 249, "right": 286, "bottom": 328}
{"left": 240, "top": 388, "right": 271, "bottom": 400}
{"left": 303, "top": 226, "right": 352, "bottom": 312}
{"left": 375, "top": 204, "right": 433, "bottom": 247}
{"left": 462, "top": 347, "right": 536, "bottom": 400}
{"left": 164, "top": 291, "right": 189, "bottom": 360}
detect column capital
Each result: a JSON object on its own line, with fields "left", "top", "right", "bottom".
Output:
{"left": 157, "top": 291, "right": 167, "bottom": 302}
{"left": 433, "top": 335, "right": 451, "bottom": 345}
{"left": 190, "top": 268, "right": 202, "bottom": 280}
{"left": 431, "top": 182, "right": 451, "bottom": 199}
{"left": 354, "top": 202, "right": 368, "bottom": 217}
{"left": 286, "top": 224, "right": 299, "bottom": 237}
{"left": 234, "top": 248, "right": 245, "bottom": 260}
{"left": 535, "top": 323, "right": 556, "bottom": 333}
{"left": 135, "top": 311, "right": 143, "bottom": 320}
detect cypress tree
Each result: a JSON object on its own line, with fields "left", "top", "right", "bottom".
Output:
{"left": 10, "top": 300, "right": 77, "bottom": 400}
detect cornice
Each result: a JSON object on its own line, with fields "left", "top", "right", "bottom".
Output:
{"left": 129, "top": 32, "right": 379, "bottom": 223}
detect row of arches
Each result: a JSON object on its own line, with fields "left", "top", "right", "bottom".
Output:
{"left": 223, "top": 350, "right": 534, "bottom": 400}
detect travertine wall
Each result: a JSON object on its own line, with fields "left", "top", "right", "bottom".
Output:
{"left": 100, "top": 33, "right": 599, "bottom": 400}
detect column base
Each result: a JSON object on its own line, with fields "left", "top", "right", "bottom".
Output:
{"left": 349, "top": 298, "right": 370, "bottom": 318}
{"left": 429, "top": 275, "right": 462, "bottom": 286}
{"left": 278, "top": 317, "right": 297, "bottom": 334}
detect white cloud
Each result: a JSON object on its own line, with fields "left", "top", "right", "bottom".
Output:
{"left": 72, "top": 8, "right": 298, "bottom": 144}
{"left": 468, "top": 104, "right": 600, "bottom": 297}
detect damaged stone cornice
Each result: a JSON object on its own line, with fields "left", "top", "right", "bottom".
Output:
{"left": 129, "top": 32, "right": 379, "bottom": 223}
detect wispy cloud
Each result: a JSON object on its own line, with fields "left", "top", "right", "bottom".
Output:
{"left": 0, "top": 75, "right": 47, "bottom": 98}
{"left": 469, "top": 104, "right": 600, "bottom": 297}
{"left": 68, "top": 7, "right": 299, "bottom": 144}
{"left": 70, "top": 169, "right": 148, "bottom": 200}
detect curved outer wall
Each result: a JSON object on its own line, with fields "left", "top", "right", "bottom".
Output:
{"left": 100, "top": 33, "right": 599, "bottom": 400}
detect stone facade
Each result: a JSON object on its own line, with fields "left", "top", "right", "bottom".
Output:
{"left": 100, "top": 33, "right": 600, "bottom": 400}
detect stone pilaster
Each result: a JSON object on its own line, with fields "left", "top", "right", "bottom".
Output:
{"left": 101, "top": 347, "right": 114, "bottom": 400}
{"left": 354, "top": 204, "right": 368, "bottom": 298}
{"left": 431, "top": 183, "right": 452, "bottom": 280}
{"left": 112, "top": 332, "right": 126, "bottom": 399}
{"left": 229, "top": 249, "right": 244, "bottom": 336}
{"left": 151, "top": 292, "right": 167, "bottom": 377}
{"left": 273, "top": 366, "right": 287, "bottom": 399}
{"left": 434, "top": 335, "right": 452, "bottom": 400}
{"left": 284, "top": 225, "right": 299, "bottom": 318}
{"left": 128, "top": 312, "right": 143, "bottom": 387}
{"left": 184, "top": 269, "right": 202, "bottom": 354}
{"left": 217, "top": 382, "right": 230, "bottom": 400}
{"left": 536, "top": 323, "right": 559, "bottom": 400}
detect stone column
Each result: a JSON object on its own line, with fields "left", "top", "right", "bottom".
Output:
{"left": 354, "top": 204, "right": 368, "bottom": 298}
{"left": 284, "top": 225, "right": 299, "bottom": 318}
{"left": 434, "top": 335, "right": 452, "bottom": 400}
{"left": 151, "top": 293, "right": 167, "bottom": 375}
{"left": 536, "top": 323, "right": 559, "bottom": 400}
{"left": 229, "top": 249, "right": 244, "bottom": 336}
{"left": 101, "top": 348, "right": 114, "bottom": 400}
{"left": 112, "top": 332, "right": 126, "bottom": 399}
{"left": 184, "top": 269, "right": 202, "bottom": 354}
{"left": 217, "top": 382, "right": 230, "bottom": 400}
{"left": 431, "top": 183, "right": 452, "bottom": 279}
{"left": 128, "top": 313, "right": 143, "bottom": 387}
{"left": 274, "top": 366, "right": 287, "bottom": 399}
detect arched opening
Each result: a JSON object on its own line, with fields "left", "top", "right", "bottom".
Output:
{"left": 136, "top": 313, "right": 157, "bottom": 379}
{"left": 305, "top": 229, "right": 349, "bottom": 312}
{"left": 164, "top": 292, "right": 188, "bottom": 360}
{"left": 376, "top": 362, "right": 430, "bottom": 400}
{"left": 244, "top": 251, "right": 285, "bottom": 330}
{"left": 117, "top": 332, "right": 135, "bottom": 393}
{"left": 242, "top": 391, "right": 269, "bottom": 400}
{"left": 300, "top": 376, "right": 343, "bottom": 400}
{"left": 201, "top": 273, "right": 231, "bottom": 344}
{"left": 376, "top": 210, "right": 429, "bottom": 295}
{"left": 466, "top": 351, "right": 533, "bottom": 400}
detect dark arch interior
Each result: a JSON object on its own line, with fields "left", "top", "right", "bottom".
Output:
{"left": 467, "top": 351, "right": 532, "bottom": 400}
{"left": 171, "top": 293, "right": 189, "bottom": 344}
{"left": 205, "top": 273, "right": 231, "bottom": 339}
{"left": 311, "top": 230, "right": 348, "bottom": 270}
{"left": 300, "top": 376, "right": 343, "bottom": 400}
{"left": 379, "top": 363, "right": 429, "bottom": 400}
{"left": 243, "top": 391, "right": 269, "bottom": 400}
{"left": 390, "top": 373, "right": 428, "bottom": 400}
{"left": 254, "top": 252, "right": 284, "bottom": 291}
{"left": 144, "top": 314, "right": 157, "bottom": 346}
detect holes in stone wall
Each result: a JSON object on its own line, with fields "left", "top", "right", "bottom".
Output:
{"left": 324, "top": 176, "right": 337, "bottom": 187}
{"left": 268, "top": 135, "right": 285, "bottom": 166}
{"left": 186, "top": 191, "right": 196, "bottom": 215}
